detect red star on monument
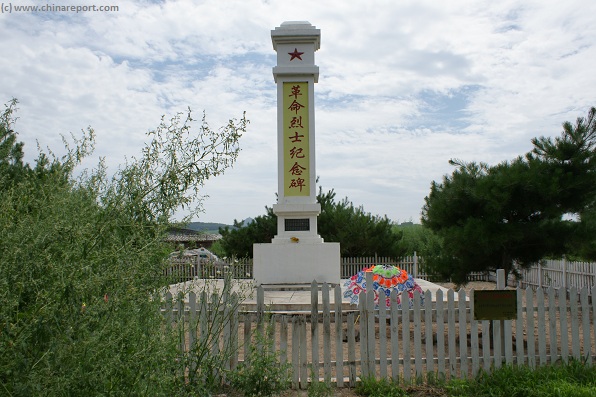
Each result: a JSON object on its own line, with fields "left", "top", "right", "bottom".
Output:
{"left": 288, "top": 48, "right": 304, "bottom": 61}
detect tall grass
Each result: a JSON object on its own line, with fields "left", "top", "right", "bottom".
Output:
{"left": 354, "top": 360, "right": 596, "bottom": 396}
{"left": 447, "top": 360, "right": 596, "bottom": 397}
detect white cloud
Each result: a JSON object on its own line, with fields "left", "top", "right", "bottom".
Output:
{"left": 1, "top": 0, "right": 595, "bottom": 226}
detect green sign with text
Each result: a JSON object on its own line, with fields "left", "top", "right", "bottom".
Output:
{"left": 473, "top": 290, "right": 517, "bottom": 320}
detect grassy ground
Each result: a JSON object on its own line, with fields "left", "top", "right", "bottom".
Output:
{"left": 224, "top": 359, "right": 596, "bottom": 397}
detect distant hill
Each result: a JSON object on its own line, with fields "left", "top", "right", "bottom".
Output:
{"left": 185, "top": 218, "right": 253, "bottom": 234}
{"left": 185, "top": 222, "right": 230, "bottom": 234}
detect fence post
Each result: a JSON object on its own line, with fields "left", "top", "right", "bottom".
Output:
{"left": 538, "top": 261, "right": 542, "bottom": 289}
{"left": 562, "top": 256, "right": 567, "bottom": 294}
{"left": 413, "top": 251, "right": 418, "bottom": 278}
{"left": 593, "top": 263, "right": 596, "bottom": 294}
{"left": 497, "top": 269, "right": 506, "bottom": 360}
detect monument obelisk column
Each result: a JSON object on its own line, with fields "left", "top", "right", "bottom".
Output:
{"left": 253, "top": 21, "right": 340, "bottom": 285}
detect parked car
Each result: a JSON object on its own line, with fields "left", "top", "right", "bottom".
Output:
{"left": 168, "top": 247, "right": 229, "bottom": 279}
{"left": 188, "top": 247, "right": 226, "bottom": 266}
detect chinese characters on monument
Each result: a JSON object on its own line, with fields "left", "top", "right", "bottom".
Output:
{"left": 283, "top": 81, "right": 310, "bottom": 196}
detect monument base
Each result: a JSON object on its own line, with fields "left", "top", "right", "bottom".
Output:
{"left": 253, "top": 241, "right": 340, "bottom": 285}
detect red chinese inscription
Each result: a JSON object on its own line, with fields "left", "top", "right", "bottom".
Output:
{"left": 288, "top": 100, "right": 305, "bottom": 114}
{"left": 289, "top": 85, "right": 302, "bottom": 99}
{"left": 290, "top": 147, "right": 304, "bottom": 159}
{"left": 289, "top": 178, "right": 306, "bottom": 191}
{"left": 288, "top": 131, "right": 304, "bottom": 143}
{"left": 289, "top": 162, "right": 306, "bottom": 175}
{"left": 289, "top": 115, "right": 303, "bottom": 129}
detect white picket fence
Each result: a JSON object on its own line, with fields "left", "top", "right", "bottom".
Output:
{"left": 166, "top": 254, "right": 433, "bottom": 282}
{"left": 518, "top": 258, "right": 596, "bottom": 293}
{"left": 166, "top": 255, "right": 596, "bottom": 296}
{"left": 165, "top": 256, "right": 253, "bottom": 282}
{"left": 163, "top": 275, "right": 596, "bottom": 389}
{"left": 343, "top": 256, "right": 596, "bottom": 293}
{"left": 341, "top": 255, "right": 421, "bottom": 279}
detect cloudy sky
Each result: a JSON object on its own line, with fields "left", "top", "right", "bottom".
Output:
{"left": 2, "top": 0, "right": 595, "bottom": 225}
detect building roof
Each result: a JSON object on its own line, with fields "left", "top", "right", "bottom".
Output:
{"left": 165, "top": 228, "right": 221, "bottom": 243}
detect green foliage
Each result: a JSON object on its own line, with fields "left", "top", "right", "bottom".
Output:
{"left": 351, "top": 361, "right": 596, "bottom": 397}
{"left": 355, "top": 376, "right": 406, "bottom": 397}
{"left": 111, "top": 109, "right": 246, "bottom": 222}
{"left": 570, "top": 208, "right": 596, "bottom": 260}
{"left": 307, "top": 365, "right": 333, "bottom": 397}
{"left": 209, "top": 239, "right": 226, "bottom": 257}
{"left": 228, "top": 325, "right": 292, "bottom": 397}
{"left": 0, "top": 99, "right": 28, "bottom": 191}
{"left": 422, "top": 108, "right": 596, "bottom": 284}
{"left": 393, "top": 223, "right": 442, "bottom": 258}
{"left": 0, "top": 101, "right": 247, "bottom": 395}
{"left": 448, "top": 360, "right": 596, "bottom": 397}
{"left": 307, "top": 380, "right": 333, "bottom": 397}
{"left": 219, "top": 207, "right": 277, "bottom": 258}
{"left": 528, "top": 108, "right": 596, "bottom": 262}
{"left": 177, "top": 276, "right": 254, "bottom": 395}
{"left": 317, "top": 187, "right": 403, "bottom": 257}
{"left": 1, "top": 165, "right": 178, "bottom": 396}
{"left": 220, "top": 186, "right": 404, "bottom": 258}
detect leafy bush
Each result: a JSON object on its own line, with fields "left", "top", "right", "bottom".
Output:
{"left": 228, "top": 324, "right": 292, "bottom": 396}
{"left": 308, "top": 381, "right": 334, "bottom": 397}
{"left": 0, "top": 100, "right": 247, "bottom": 396}
{"left": 176, "top": 275, "right": 253, "bottom": 395}
{"left": 447, "top": 360, "right": 596, "bottom": 397}
{"left": 355, "top": 376, "right": 406, "bottom": 397}
{"left": 307, "top": 365, "right": 333, "bottom": 397}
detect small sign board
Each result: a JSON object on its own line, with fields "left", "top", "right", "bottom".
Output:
{"left": 473, "top": 290, "right": 517, "bottom": 320}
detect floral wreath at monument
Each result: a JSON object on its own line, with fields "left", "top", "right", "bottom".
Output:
{"left": 343, "top": 264, "right": 424, "bottom": 309}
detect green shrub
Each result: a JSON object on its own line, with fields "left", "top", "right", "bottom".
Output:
{"left": 308, "top": 381, "right": 334, "bottom": 397}
{"left": 177, "top": 276, "right": 253, "bottom": 395}
{"left": 228, "top": 325, "right": 292, "bottom": 396}
{"left": 307, "top": 365, "right": 333, "bottom": 397}
{"left": 0, "top": 145, "right": 181, "bottom": 396}
{"left": 355, "top": 376, "right": 406, "bottom": 397}
{"left": 450, "top": 360, "right": 596, "bottom": 397}
{"left": 0, "top": 100, "right": 246, "bottom": 396}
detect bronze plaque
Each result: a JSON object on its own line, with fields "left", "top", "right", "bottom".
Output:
{"left": 473, "top": 290, "right": 517, "bottom": 320}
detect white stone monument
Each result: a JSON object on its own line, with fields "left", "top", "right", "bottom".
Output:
{"left": 253, "top": 21, "right": 341, "bottom": 285}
